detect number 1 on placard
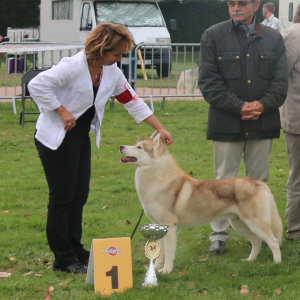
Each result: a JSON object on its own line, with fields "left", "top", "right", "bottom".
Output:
{"left": 106, "top": 266, "right": 119, "bottom": 289}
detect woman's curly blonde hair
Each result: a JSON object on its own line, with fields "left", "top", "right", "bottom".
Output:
{"left": 85, "top": 22, "right": 133, "bottom": 65}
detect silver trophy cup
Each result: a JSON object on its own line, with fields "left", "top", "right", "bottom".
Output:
{"left": 140, "top": 224, "right": 169, "bottom": 287}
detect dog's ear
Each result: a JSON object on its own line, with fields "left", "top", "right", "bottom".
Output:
{"left": 153, "top": 133, "right": 161, "bottom": 145}
{"left": 150, "top": 131, "right": 157, "bottom": 139}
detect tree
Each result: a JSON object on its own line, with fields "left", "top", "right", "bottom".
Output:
{"left": 0, "top": 0, "right": 40, "bottom": 36}
{"left": 160, "top": 0, "right": 228, "bottom": 42}
{"left": 160, "top": 0, "right": 280, "bottom": 42}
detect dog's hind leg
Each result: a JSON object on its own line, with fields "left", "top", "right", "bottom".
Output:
{"left": 242, "top": 218, "right": 281, "bottom": 263}
{"left": 229, "top": 217, "right": 262, "bottom": 261}
{"left": 158, "top": 225, "right": 177, "bottom": 274}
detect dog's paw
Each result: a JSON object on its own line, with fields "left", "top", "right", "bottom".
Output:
{"left": 158, "top": 266, "right": 173, "bottom": 274}
{"left": 273, "top": 257, "right": 281, "bottom": 264}
{"left": 154, "top": 260, "right": 164, "bottom": 270}
{"left": 241, "top": 257, "right": 254, "bottom": 262}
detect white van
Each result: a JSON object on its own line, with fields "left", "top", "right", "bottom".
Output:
{"left": 40, "top": 0, "right": 172, "bottom": 77}
{"left": 279, "top": 0, "right": 300, "bottom": 29}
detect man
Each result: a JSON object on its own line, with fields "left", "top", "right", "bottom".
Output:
{"left": 280, "top": 5, "right": 300, "bottom": 241}
{"left": 261, "top": 2, "right": 281, "bottom": 31}
{"left": 198, "top": 0, "right": 288, "bottom": 254}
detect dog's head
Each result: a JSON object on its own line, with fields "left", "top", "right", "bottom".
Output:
{"left": 120, "top": 132, "right": 166, "bottom": 166}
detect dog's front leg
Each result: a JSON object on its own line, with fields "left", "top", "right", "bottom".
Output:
{"left": 154, "top": 237, "right": 165, "bottom": 270}
{"left": 158, "top": 226, "right": 177, "bottom": 274}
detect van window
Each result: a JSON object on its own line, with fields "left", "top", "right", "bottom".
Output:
{"left": 52, "top": 0, "right": 73, "bottom": 20}
{"left": 288, "top": 2, "right": 294, "bottom": 22}
{"left": 81, "top": 3, "right": 92, "bottom": 30}
{"left": 94, "top": 2, "right": 165, "bottom": 26}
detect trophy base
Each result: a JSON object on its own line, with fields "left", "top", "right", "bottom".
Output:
{"left": 142, "top": 259, "right": 158, "bottom": 287}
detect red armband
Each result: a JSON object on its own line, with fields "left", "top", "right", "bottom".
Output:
{"left": 115, "top": 82, "right": 138, "bottom": 104}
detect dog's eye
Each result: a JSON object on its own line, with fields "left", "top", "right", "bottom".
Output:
{"left": 137, "top": 146, "right": 142, "bottom": 149}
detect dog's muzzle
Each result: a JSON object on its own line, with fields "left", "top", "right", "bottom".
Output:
{"left": 120, "top": 145, "right": 137, "bottom": 163}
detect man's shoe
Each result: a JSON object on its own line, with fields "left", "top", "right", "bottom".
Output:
{"left": 209, "top": 240, "right": 226, "bottom": 254}
{"left": 53, "top": 261, "right": 87, "bottom": 274}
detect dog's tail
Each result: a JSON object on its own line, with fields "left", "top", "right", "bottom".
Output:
{"left": 269, "top": 191, "right": 283, "bottom": 244}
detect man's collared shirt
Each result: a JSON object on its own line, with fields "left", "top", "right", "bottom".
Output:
{"left": 233, "top": 16, "right": 256, "bottom": 37}
{"left": 261, "top": 14, "right": 281, "bottom": 31}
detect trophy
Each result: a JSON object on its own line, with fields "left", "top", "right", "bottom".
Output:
{"left": 140, "top": 224, "right": 169, "bottom": 287}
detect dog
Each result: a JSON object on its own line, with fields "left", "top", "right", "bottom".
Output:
{"left": 177, "top": 68, "right": 199, "bottom": 95}
{"left": 120, "top": 132, "right": 282, "bottom": 273}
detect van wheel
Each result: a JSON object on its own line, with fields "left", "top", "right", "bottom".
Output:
{"left": 156, "top": 63, "right": 171, "bottom": 78}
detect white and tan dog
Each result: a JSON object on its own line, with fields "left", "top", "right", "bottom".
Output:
{"left": 120, "top": 133, "right": 282, "bottom": 273}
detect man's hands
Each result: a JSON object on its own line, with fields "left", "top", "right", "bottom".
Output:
{"left": 240, "top": 101, "right": 264, "bottom": 120}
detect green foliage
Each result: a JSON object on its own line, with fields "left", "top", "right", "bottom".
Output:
{"left": 0, "top": 0, "right": 40, "bottom": 36}
{"left": 0, "top": 100, "right": 297, "bottom": 299}
{"left": 160, "top": 0, "right": 229, "bottom": 42}
{"left": 160, "top": 0, "right": 280, "bottom": 42}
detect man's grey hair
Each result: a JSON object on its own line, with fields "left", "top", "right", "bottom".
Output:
{"left": 263, "top": 2, "right": 275, "bottom": 13}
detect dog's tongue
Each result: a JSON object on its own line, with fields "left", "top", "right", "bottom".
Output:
{"left": 121, "top": 156, "right": 137, "bottom": 163}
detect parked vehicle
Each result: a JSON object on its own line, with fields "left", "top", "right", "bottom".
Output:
{"left": 279, "top": 0, "right": 300, "bottom": 29}
{"left": 39, "top": 0, "right": 172, "bottom": 77}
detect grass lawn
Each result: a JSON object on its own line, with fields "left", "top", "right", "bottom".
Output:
{"left": 0, "top": 100, "right": 299, "bottom": 300}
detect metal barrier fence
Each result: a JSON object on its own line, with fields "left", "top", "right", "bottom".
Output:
{"left": 0, "top": 42, "right": 83, "bottom": 114}
{"left": 132, "top": 43, "right": 202, "bottom": 110}
{"left": 0, "top": 42, "right": 202, "bottom": 114}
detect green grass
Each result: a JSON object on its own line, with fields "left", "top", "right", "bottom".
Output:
{"left": 0, "top": 100, "right": 299, "bottom": 300}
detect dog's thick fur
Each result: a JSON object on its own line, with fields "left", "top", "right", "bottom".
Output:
{"left": 120, "top": 133, "right": 282, "bottom": 273}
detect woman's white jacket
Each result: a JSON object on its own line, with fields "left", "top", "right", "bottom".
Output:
{"left": 28, "top": 50, "right": 153, "bottom": 150}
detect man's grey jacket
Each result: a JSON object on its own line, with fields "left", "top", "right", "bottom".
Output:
{"left": 198, "top": 19, "right": 288, "bottom": 141}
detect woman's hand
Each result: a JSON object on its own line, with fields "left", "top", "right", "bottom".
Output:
{"left": 54, "top": 105, "right": 76, "bottom": 130}
{"left": 158, "top": 128, "right": 173, "bottom": 145}
{"left": 143, "top": 114, "right": 173, "bottom": 145}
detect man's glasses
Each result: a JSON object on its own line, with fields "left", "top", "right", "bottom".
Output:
{"left": 227, "top": 1, "right": 253, "bottom": 7}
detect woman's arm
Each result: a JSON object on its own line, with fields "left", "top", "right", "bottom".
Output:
{"left": 143, "top": 114, "right": 173, "bottom": 144}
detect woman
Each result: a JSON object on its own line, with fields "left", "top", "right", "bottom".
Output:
{"left": 28, "top": 22, "right": 172, "bottom": 274}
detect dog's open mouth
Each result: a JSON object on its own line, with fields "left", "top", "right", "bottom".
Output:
{"left": 121, "top": 156, "right": 137, "bottom": 163}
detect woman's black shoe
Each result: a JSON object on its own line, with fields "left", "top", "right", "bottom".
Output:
{"left": 78, "top": 251, "right": 90, "bottom": 266}
{"left": 53, "top": 261, "right": 87, "bottom": 274}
